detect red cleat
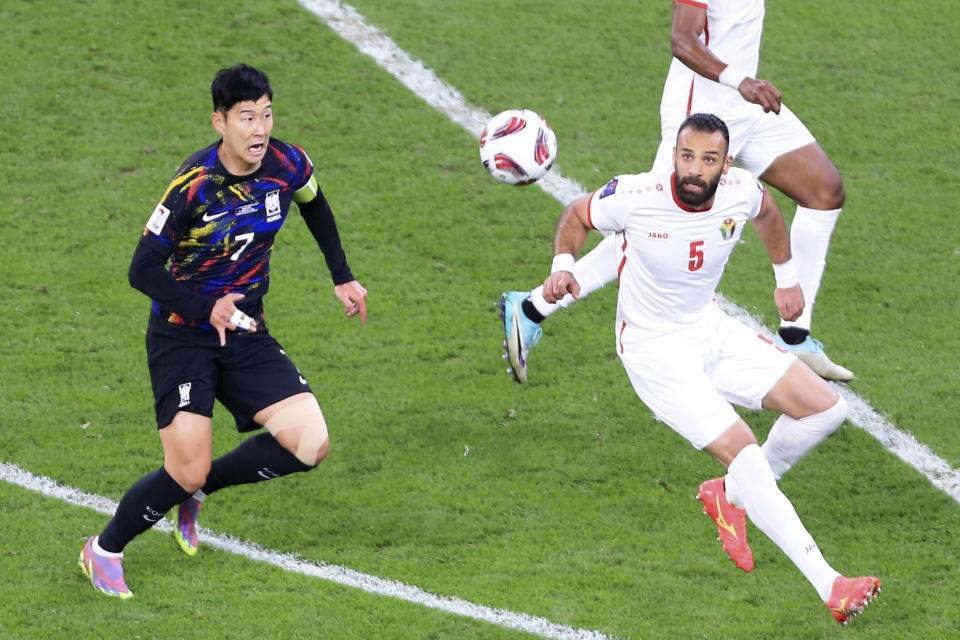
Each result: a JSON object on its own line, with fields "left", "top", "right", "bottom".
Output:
{"left": 697, "top": 477, "right": 754, "bottom": 572}
{"left": 825, "top": 575, "right": 881, "bottom": 625}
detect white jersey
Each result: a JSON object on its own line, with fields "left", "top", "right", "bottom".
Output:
{"left": 661, "top": 0, "right": 766, "bottom": 123}
{"left": 586, "top": 166, "right": 764, "bottom": 339}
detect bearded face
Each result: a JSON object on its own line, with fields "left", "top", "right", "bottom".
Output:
{"left": 674, "top": 170, "right": 723, "bottom": 208}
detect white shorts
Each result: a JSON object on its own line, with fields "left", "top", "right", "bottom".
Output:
{"left": 618, "top": 304, "right": 795, "bottom": 450}
{"left": 652, "top": 102, "right": 816, "bottom": 177}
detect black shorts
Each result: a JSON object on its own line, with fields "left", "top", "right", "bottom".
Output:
{"left": 145, "top": 314, "right": 313, "bottom": 431}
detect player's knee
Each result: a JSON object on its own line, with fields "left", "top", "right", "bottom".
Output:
{"left": 166, "top": 459, "right": 211, "bottom": 493}
{"left": 822, "top": 179, "right": 845, "bottom": 209}
{"left": 807, "top": 173, "right": 846, "bottom": 210}
{"left": 825, "top": 394, "right": 847, "bottom": 432}
{"left": 313, "top": 436, "right": 330, "bottom": 465}
{"left": 805, "top": 394, "right": 847, "bottom": 437}
{"left": 264, "top": 397, "right": 330, "bottom": 467}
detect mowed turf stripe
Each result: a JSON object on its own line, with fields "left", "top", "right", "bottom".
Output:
{"left": 297, "top": 0, "right": 960, "bottom": 504}
{"left": 0, "top": 461, "right": 619, "bottom": 640}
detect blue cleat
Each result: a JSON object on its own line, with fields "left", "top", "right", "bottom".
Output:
{"left": 78, "top": 536, "right": 133, "bottom": 599}
{"left": 173, "top": 497, "right": 202, "bottom": 556}
{"left": 498, "top": 291, "right": 542, "bottom": 383}
{"left": 774, "top": 334, "right": 854, "bottom": 381}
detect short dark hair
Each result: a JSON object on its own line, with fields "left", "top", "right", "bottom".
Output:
{"left": 211, "top": 64, "right": 273, "bottom": 114}
{"left": 677, "top": 113, "right": 730, "bottom": 150}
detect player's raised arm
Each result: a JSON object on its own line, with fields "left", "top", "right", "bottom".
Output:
{"left": 670, "top": 1, "right": 782, "bottom": 113}
{"left": 751, "top": 187, "right": 803, "bottom": 321}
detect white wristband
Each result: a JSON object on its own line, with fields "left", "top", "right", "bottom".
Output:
{"left": 229, "top": 309, "right": 254, "bottom": 330}
{"left": 772, "top": 259, "right": 798, "bottom": 289}
{"left": 718, "top": 65, "right": 748, "bottom": 90}
{"left": 551, "top": 253, "right": 576, "bottom": 274}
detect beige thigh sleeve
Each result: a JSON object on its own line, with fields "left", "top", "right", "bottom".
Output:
{"left": 263, "top": 396, "right": 329, "bottom": 466}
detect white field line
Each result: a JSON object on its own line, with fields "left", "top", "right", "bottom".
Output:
{"left": 298, "top": 0, "right": 960, "bottom": 504}
{"left": 0, "top": 461, "right": 617, "bottom": 640}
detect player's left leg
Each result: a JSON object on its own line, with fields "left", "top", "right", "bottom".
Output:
{"left": 200, "top": 389, "right": 325, "bottom": 499}
{"left": 258, "top": 392, "right": 330, "bottom": 467}
{"left": 760, "top": 359, "right": 847, "bottom": 479}
{"left": 710, "top": 315, "right": 846, "bottom": 479}
{"left": 177, "top": 393, "right": 323, "bottom": 555}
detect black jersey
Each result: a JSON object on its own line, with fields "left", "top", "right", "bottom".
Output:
{"left": 138, "top": 138, "right": 313, "bottom": 328}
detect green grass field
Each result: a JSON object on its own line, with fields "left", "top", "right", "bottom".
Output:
{"left": 2, "top": 0, "right": 959, "bottom": 638}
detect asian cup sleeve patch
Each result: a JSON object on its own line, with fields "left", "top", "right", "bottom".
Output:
{"left": 145, "top": 202, "right": 172, "bottom": 235}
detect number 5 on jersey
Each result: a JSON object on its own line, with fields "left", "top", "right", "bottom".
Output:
{"left": 688, "top": 240, "right": 704, "bottom": 271}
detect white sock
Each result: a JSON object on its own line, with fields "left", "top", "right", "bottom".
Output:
{"left": 91, "top": 535, "right": 123, "bottom": 558}
{"left": 727, "top": 444, "right": 840, "bottom": 601}
{"left": 761, "top": 396, "right": 847, "bottom": 480}
{"left": 530, "top": 233, "right": 620, "bottom": 317}
{"left": 780, "top": 206, "right": 841, "bottom": 333}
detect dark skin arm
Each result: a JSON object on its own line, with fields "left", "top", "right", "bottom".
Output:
{"left": 751, "top": 187, "right": 804, "bottom": 321}
{"left": 670, "top": 1, "right": 782, "bottom": 113}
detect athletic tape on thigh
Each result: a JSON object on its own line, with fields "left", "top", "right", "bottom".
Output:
{"left": 263, "top": 397, "right": 328, "bottom": 465}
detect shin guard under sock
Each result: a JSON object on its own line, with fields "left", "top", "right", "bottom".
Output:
{"left": 98, "top": 466, "right": 191, "bottom": 553}
{"left": 200, "top": 431, "right": 312, "bottom": 496}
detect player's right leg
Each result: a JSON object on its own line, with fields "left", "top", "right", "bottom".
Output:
{"left": 499, "top": 233, "right": 619, "bottom": 382}
{"left": 79, "top": 412, "right": 208, "bottom": 597}
{"left": 160, "top": 412, "right": 215, "bottom": 558}
{"left": 745, "top": 109, "right": 853, "bottom": 381}
{"left": 713, "top": 438, "right": 880, "bottom": 625}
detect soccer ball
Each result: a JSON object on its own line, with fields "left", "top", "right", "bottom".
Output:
{"left": 479, "top": 109, "right": 557, "bottom": 185}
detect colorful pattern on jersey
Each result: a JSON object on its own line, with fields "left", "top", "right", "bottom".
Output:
{"left": 142, "top": 138, "right": 313, "bottom": 328}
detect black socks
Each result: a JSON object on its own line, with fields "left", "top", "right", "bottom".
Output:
{"left": 521, "top": 297, "right": 545, "bottom": 324}
{"left": 200, "top": 432, "right": 313, "bottom": 496}
{"left": 778, "top": 326, "right": 809, "bottom": 346}
{"left": 98, "top": 466, "right": 191, "bottom": 553}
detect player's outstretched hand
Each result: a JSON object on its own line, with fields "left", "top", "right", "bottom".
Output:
{"left": 210, "top": 293, "right": 258, "bottom": 346}
{"left": 739, "top": 78, "right": 782, "bottom": 114}
{"left": 542, "top": 271, "right": 580, "bottom": 304}
{"left": 335, "top": 280, "right": 368, "bottom": 324}
{"left": 774, "top": 284, "right": 804, "bottom": 322}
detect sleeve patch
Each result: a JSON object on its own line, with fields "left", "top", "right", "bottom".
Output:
{"left": 145, "top": 203, "right": 171, "bottom": 235}
{"left": 599, "top": 178, "right": 619, "bottom": 199}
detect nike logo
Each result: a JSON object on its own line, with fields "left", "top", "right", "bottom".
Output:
{"left": 201, "top": 210, "right": 229, "bottom": 222}
{"left": 299, "top": 375, "right": 308, "bottom": 385}
{"left": 714, "top": 495, "right": 738, "bottom": 538}
{"left": 142, "top": 514, "right": 161, "bottom": 522}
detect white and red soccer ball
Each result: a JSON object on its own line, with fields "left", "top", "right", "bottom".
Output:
{"left": 479, "top": 109, "right": 557, "bottom": 185}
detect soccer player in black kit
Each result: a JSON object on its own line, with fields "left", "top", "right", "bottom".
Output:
{"left": 78, "top": 64, "right": 368, "bottom": 598}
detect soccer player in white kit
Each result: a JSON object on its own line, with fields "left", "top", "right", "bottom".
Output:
{"left": 500, "top": 0, "right": 852, "bottom": 383}
{"left": 542, "top": 113, "right": 879, "bottom": 625}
